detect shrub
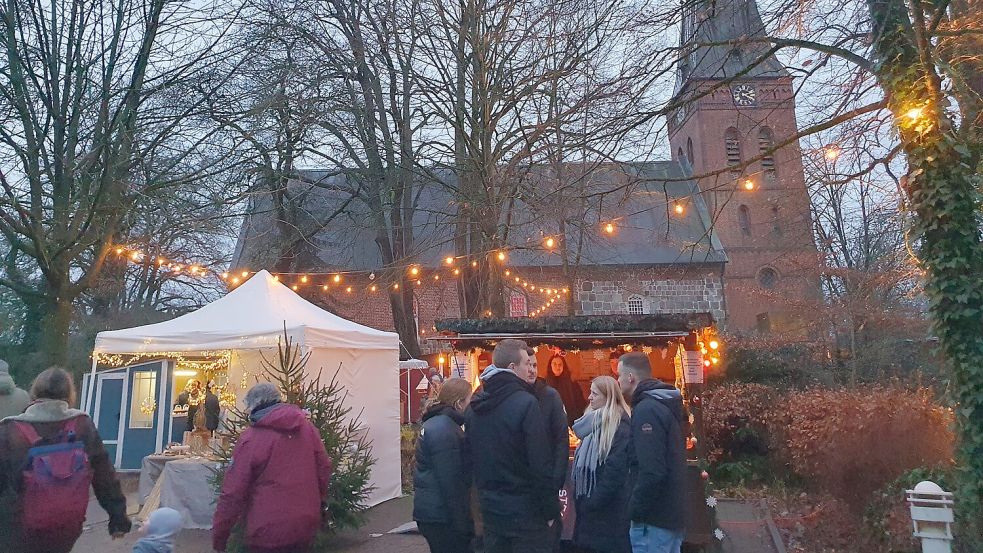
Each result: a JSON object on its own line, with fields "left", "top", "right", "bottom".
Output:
{"left": 776, "top": 386, "right": 954, "bottom": 512}
{"left": 863, "top": 465, "right": 955, "bottom": 552}
{"left": 703, "top": 383, "right": 777, "bottom": 466}
{"left": 401, "top": 424, "right": 420, "bottom": 494}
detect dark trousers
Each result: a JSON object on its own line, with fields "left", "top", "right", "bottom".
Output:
{"left": 485, "top": 525, "right": 551, "bottom": 553}
{"left": 418, "top": 521, "right": 473, "bottom": 553}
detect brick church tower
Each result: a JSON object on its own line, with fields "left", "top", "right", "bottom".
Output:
{"left": 668, "top": 0, "right": 820, "bottom": 335}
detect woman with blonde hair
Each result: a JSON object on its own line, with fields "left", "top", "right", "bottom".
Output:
{"left": 572, "top": 375, "right": 632, "bottom": 553}
{"left": 413, "top": 377, "right": 474, "bottom": 552}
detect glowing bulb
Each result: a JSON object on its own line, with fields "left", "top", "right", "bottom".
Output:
{"left": 333, "top": 274, "right": 341, "bottom": 283}
{"left": 410, "top": 266, "right": 419, "bottom": 276}
{"left": 674, "top": 202, "right": 684, "bottom": 215}
{"left": 515, "top": 277, "right": 521, "bottom": 282}
{"left": 370, "top": 285, "right": 377, "bottom": 291}
{"left": 231, "top": 277, "right": 241, "bottom": 284}
{"left": 221, "top": 272, "right": 229, "bottom": 279}
{"left": 292, "top": 285, "right": 299, "bottom": 291}
{"left": 743, "top": 179, "right": 754, "bottom": 191}
{"left": 445, "top": 256, "right": 454, "bottom": 265}
{"left": 824, "top": 146, "right": 841, "bottom": 161}
{"left": 345, "top": 286, "right": 352, "bottom": 293}
{"left": 505, "top": 270, "right": 511, "bottom": 276}
{"left": 241, "top": 271, "right": 249, "bottom": 278}
{"left": 393, "top": 283, "right": 400, "bottom": 290}
{"left": 703, "top": 359, "right": 711, "bottom": 367}
{"left": 485, "top": 310, "right": 492, "bottom": 317}
{"left": 453, "top": 268, "right": 460, "bottom": 275}
{"left": 272, "top": 275, "right": 279, "bottom": 281}
{"left": 905, "top": 106, "right": 924, "bottom": 122}
{"left": 322, "top": 285, "right": 328, "bottom": 291}
{"left": 438, "top": 356, "right": 446, "bottom": 364}
{"left": 709, "top": 340, "right": 719, "bottom": 350}
{"left": 624, "top": 344, "right": 633, "bottom": 352}
{"left": 115, "top": 247, "right": 124, "bottom": 254}
{"left": 471, "top": 260, "right": 478, "bottom": 267}
{"left": 604, "top": 222, "right": 615, "bottom": 234}
{"left": 130, "top": 251, "right": 141, "bottom": 261}
{"left": 433, "top": 274, "right": 440, "bottom": 281}
{"left": 545, "top": 237, "right": 556, "bottom": 249}
{"left": 497, "top": 251, "right": 506, "bottom": 261}
{"left": 301, "top": 275, "right": 308, "bottom": 283}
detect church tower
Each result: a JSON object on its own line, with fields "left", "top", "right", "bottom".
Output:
{"left": 668, "top": 0, "right": 820, "bottom": 335}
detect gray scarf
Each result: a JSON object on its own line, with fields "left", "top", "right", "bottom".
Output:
{"left": 571, "top": 410, "right": 600, "bottom": 499}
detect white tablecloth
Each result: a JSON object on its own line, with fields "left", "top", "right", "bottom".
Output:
{"left": 140, "top": 457, "right": 220, "bottom": 529}
{"left": 139, "top": 454, "right": 188, "bottom": 503}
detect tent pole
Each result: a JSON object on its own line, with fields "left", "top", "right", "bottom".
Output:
{"left": 85, "top": 355, "right": 98, "bottom": 412}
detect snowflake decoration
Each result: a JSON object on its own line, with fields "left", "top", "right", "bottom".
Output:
{"left": 714, "top": 528, "right": 725, "bottom": 541}
{"left": 593, "top": 349, "right": 608, "bottom": 360}
{"left": 706, "top": 496, "right": 718, "bottom": 508}
{"left": 642, "top": 346, "right": 653, "bottom": 354}
{"left": 139, "top": 396, "right": 157, "bottom": 416}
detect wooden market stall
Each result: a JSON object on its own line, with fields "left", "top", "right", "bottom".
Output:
{"left": 429, "top": 313, "right": 722, "bottom": 550}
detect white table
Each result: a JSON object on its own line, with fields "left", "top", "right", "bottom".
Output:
{"left": 138, "top": 456, "right": 220, "bottom": 529}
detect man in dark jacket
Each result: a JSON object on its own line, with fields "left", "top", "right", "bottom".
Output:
{"left": 467, "top": 339, "right": 558, "bottom": 553}
{"left": 521, "top": 346, "right": 569, "bottom": 551}
{"left": 617, "top": 352, "right": 687, "bottom": 553}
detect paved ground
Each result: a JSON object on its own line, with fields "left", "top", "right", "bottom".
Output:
{"left": 72, "top": 491, "right": 782, "bottom": 552}
{"left": 72, "top": 494, "right": 427, "bottom": 552}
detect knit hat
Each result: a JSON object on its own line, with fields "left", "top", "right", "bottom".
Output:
{"left": 145, "top": 507, "right": 183, "bottom": 539}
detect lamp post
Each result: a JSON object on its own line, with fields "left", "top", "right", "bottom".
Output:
{"left": 906, "top": 481, "right": 955, "bottom": 553}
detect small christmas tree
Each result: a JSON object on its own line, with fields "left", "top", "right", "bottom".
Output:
{"left": 212, "top": 331, "right": 376, "bottom": 551}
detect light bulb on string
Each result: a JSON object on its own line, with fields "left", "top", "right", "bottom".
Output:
{"left": 743, "top": 179, "right": 755, "bottom": 191}
{"left": 497, "top": 251, "right": 506, "bottom": 262}
{"left": 453, "top": 268, "right": 461, "bottom": 275}
{"left": 445, "top": 256, "right": 454, "bottom": 265}
{"left": 231, "top": 277, "right": 241, "bottom": 284}
{"left": 410, "top": 266, "right": 420, "bottom": 276}
{"left": 221, "top": 272, "right": 229, "bottom": 279}
{"left": 346, "top": 286, "right": 352, "bottom": 293}
{"left": 604, "top": 222, "right": 615, "bottom": 234}
{"left": 301, "top": 275, "right": 308, "bottom": 283}
{"left": 674, "top": 202, "right": 685, "bottom": 215}
{"left": 471, "top": 260, "right": 478, "bottom": 268}
{"left": 333, "top": 274, "right": 341, "bottom": 283}
{"left": 241, "top": 271, "right": 249, "bottom": 278}
{"left": 544, "top": 237, "right": 556, "bottom": 249}
{"left": 370, "top": 284, "right": 377, "bottom": 292}
{"left": 115, "top": 247, "right": 124, "bottom": 255}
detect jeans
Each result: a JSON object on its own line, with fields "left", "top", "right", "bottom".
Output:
{"left": 628, "top": 523, "right": 684, "bottom": 553}
{"left": 418, "top": 521, "right": 473, "bottom": 553}
{"left": 485, "top": 524, "right": 552, "bottom": 553}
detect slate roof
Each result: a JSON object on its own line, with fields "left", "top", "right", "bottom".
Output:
{"left": 675, "top": 0, "right": 789, "bottom": 93}
{"left": 231, "top": 160, "right": 726, "bottom": 272}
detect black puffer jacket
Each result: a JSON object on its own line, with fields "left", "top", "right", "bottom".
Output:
{"left": 467, "top": 368, "right": 559, "bottom": 532}
{"left": 628, "top": 379, "right": 687, "bottom": 530}
{"left": 574, "top": 414, "right": 632, "bottom": 553}
{"left": 533, "top": 379, "right": 570, "bottom": 491}
{"left": 413, "top": 404, "right": 472, "bottom": 534}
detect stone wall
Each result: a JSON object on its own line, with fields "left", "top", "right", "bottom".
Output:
{"left": 577, "top": 274, "right": 725, "bottom": 322}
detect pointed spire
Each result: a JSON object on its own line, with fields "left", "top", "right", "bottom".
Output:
{"left": 675, "top": 0, "right": 788, "bottom": 93}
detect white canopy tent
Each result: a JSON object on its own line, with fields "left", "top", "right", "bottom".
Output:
{"left": 89, "top": 270, "right": 401, "bottom": 506}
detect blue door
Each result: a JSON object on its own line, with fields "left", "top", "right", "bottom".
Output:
{"left": 93, "top": 373, "right": 126, "bottom": 467}
{"left": 120, "top": 362, "right": 164, "bottom": 470}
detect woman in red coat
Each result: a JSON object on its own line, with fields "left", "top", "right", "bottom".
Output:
{"left": 212, "top": 383, "right": 333, "bottom": 553}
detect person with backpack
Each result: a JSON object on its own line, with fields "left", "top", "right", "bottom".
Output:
{"left": 0, "top": 359, "right": 30, "bottom": 419}
{"left": 0, "top": 367, "right": 131, "bottom": 553}
{"left": 413, "top": 377, "right": 474, "bottom": 553}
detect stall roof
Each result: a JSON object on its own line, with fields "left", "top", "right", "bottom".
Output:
{"left": 94, "top": 270, "right": 399, "bottom": 354}
{"left": 429, "top": 314, "right": 713, "bottom": 348}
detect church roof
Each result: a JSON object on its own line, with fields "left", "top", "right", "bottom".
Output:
{"left": 675, "top": 0, "right": 789, "bottom": 93}
{"left": 231, "top": 160, "right": 727, "bottom": 273}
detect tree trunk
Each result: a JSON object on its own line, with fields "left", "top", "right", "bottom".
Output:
{"left": 389, "top": 284, "right": 421, "bottom": 359}
{"left": 869, "top": 0, "right": 983, "bottom": 532}
{"left": 37, "top": 293, "right": 74, "bottom": 368}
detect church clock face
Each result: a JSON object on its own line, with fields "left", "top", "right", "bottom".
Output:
{"left": 731, "top": 84, "right": 756, "bottom": 106}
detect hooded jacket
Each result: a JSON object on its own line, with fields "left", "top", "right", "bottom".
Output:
{"left": 466, "top": 367, "right": 558, "bottom": 533}
{"left": 0, "top": 366, "right": 30, "bottom": 420}
{"left": 0, "top": 399, "right": 131, "bottom": 553}
{"left": 413, "top": 404, "right": 472, "bottom": 534}
{"left": 132, "top": 507, "right": 182, "bottom": 553}
{"left": 212, "top": 403, "right": 332, "bottom": 552}
{"left": 627, "top": 379, "right": 687, "bottom": 530}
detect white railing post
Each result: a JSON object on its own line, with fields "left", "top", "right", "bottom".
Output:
{"left": 906, "top": 481, "right": 955, "bottom": 553}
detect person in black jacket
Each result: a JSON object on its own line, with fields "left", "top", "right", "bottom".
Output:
{"left": 546, "top": 355, "right": 587, "bottom": 426}
{"left": 572, "top": 376, "right": 632, "bottom": 553}
{"left": 467, "top": 339, "right": 558, "bottom": 553}
{"left": 521, "top": 346, "right": 569, "bottom": 552}
{"left": 617, "top": 352, "right": 687, "bottom": 553}
{"left": 413, "top": 378, "right": 475, "bottom": 553}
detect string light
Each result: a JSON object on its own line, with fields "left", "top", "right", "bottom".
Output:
{"left": 497, "top": 251, "right": 506, "bottom": 262}
{"left": 824, "top": 146, "right": 841, "bottom": 161}
{"left": 333, "top": 274, "right": 341, "bottom": 283}
{"left": 410, "top": 266, "right": 420, "bottom": 276}
{"left": 445, "top": 256, "right": 455, "bottom": 265}
{"left": 471, "top": 260, "right": 478, "bottom": 268}
{"left": 604, "top": 222, "right": 615, "bottom": 234}
{"left": 674, "top": 202, "right": 685, "bottom": 215}
{"left": 742, "top": 179, "right": 755, "bottom": 191}
{"left": 301, "top": 275, "right": 308, "bottom": 283}
{"left": 544, "top": 237, "right": 556, "bottom": 249}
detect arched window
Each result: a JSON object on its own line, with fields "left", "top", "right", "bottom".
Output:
{"left": 677, "top": 147, "right": 685, "bottom": 161}
{"left": 758, "top": 127, "right": 775, "bottom": 176}
{"left": 687, "top": 138, "right": 695, "bottom": 166}
{"left": 738, "top": 205, "right": 752, "bottom": 236}
{"left": 758, "top": 267, "right": 779, "bottom": 289}
{"left": 725, "top": 128, "right": 742, "bottom": 173}
{"left": 627, "top": 295, "right": 645, "bottom": 315}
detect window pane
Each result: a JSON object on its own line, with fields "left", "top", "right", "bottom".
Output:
{"left": 129, "top": 371, "right": 157, "bottom": 429}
